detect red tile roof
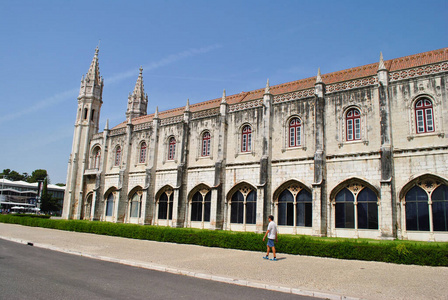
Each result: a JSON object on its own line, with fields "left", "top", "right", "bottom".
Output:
{"left": 112, "top": 47, "right": 448, "bottom": 130}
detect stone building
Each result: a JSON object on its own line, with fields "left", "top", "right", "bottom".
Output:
{"left": 62, "top": 47, "right": 448, "bottom": 241}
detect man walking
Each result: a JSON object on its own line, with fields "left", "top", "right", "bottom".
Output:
{"left": 262, "top": 215, "right": 278, "bottom": 261}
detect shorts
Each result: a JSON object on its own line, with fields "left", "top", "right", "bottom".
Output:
{"left": 267, "top": 239, "right": 275, "bottom": 247}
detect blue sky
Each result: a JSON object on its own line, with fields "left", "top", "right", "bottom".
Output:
{"left": 0, "top": 0, "right": 447, "bottom": 184}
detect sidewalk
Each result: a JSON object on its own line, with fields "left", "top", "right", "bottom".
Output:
{"left": 0, "top": 223, "right": 447, "bottom": 300}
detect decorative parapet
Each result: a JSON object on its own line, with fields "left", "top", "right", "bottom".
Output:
{"left": 160, "top": 115, "right": 183, "bottom": 126}
{"left": 134, "top": 122, "right": 152, "bottom": 131}
{"left": 92, "top": 132, "right": 103, "bottom": 140}
{"left": 109, "top": 127, "right": 126, "bottom": 136}
{"left": 228, "top": 99, "right": 263, "bottom": 113}
{"left": 389, "top": 62, "right": 448, "bottom": 82}
{"left": 191, "top": 108, "right": 220, "bottom": 120}
{"left": 326, "top": 77, "right": 377, "bottom": 93}
{"left": 273, "top": 88, "right": 314, "bottom": 104}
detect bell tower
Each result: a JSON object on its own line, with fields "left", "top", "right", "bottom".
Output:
{"left": 62, "top": 47, "right": 104, "bottom": 219}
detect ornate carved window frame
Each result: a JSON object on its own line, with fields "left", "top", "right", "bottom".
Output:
{"left": 407, "top": 93, "right": 445, "bottom": 141}
{"left": 282, "top": 115, "right": 307, "bottom": 152}
{"left": 338, "top": 105, "right": 369, "bottom": 148}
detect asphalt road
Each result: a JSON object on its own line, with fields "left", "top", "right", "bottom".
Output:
{"left": 0, "top": 239, "right": 315, "bottom": 300}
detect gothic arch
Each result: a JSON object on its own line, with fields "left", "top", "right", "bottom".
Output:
{"left": 155, "top": 185, "right": 174, "bottom": 202}
{"left": 329, "top": 177, "right": 379, "bottom": 201}
{"left": 226, "top": 181, "right": 256, "bottom": 202}
{"left": 398, "top": 173, "right": 448, "bottom": 201}
{"left": 104, "top": 187, "right": 117, "bottom": 198}
{"left": 187, "top": 183, "right": 211, "bottom": 201}
{"left": 128, "top": 185, "right": 143, "bottom": 198}
{"left": 273, "top": 179, "right": 311, "bottom": 202}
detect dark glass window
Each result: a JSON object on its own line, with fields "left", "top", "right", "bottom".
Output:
{"left": 158, "top": 192, "right": 173, "bottom": 220}
{"left": 204, "top": 192, "right": 211, "bottom": 222}
{"left": 278, "top": 190, "right": 294, "bottom": 226}
{"left": 335, "top": 188, "right": 355, "bottom": 228}
{"left": 130, "top": 193, "right": 140, "bottom": 218}
{"left": 245, "top": 191, "right": 257, "bottom": 224}
{"left": 432, "top": 185, "right": 448, "bottom": 231}
{"left": 357, "top": 188, "right": 378, "bottom": 229}
{"left": 191, "top": 192, "right": 203, "bottom": 222}
{"left": 231, "top": 191, "right": 244, "bottom": 224}
{"left": 106, "top": 193, "right": 114, "bottom": 217}
{"left": 297, "top": 189, "right": 312, "bottom": 227}
{"left": 405, "top": 186, "right": 429, "bottom": 231}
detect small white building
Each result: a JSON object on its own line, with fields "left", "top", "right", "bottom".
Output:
{"left": 0, "top": 178, "right": 65, "bottom": 213}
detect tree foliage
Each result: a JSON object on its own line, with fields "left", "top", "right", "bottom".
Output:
{"left": 1, "top": 168, "right": 50, "bottom": 183}
{"left": 39, "top": 177, "right": 62, "bottom": 214}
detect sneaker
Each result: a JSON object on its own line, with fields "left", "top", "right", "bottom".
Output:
{"left": 263, "top": 256, "right": 269, "bottom": 260}
{"left": 271, "top": 257, "right": 277, "bottom": 261}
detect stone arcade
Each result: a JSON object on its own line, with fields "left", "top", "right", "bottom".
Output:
{"left": 63, "top": 47, "right": 448, "bottom": 241}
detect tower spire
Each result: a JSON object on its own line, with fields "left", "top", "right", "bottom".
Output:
{"left": 126, "top": 67, "right": 148, "bottom": 120}
{"left": 378, "top": 52, "right": 386, "bottom": 71}
{"left": 265, "top": 78, "right": 270, "bottom": 94}
{"left": 316, "top": 67, "right": 322, "bottom": 83}
{"left": 221, "top": 89, "right": 226, "bottom": 104}
{"left": 86, "top": 47, "right": 101, "bottom": 84}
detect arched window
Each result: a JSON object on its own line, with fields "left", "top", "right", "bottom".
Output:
{"left": 168, "top": 137, "right": 176, "bottom": 160}
{"left": 90, "top": 109, "right": 95, "bottom": 121}
{"left": 130, "top": 192, "right": 141, "bottom": 218}
{"left": 231, "top": 191, "right": 244, "bottom": 224}
{"left": 83, "top": 194, "right": 92, "bottom": 220}
{"left": 277, "top": 187, "right": 312, "bottom": 227}
{"left": 114, "top": 146, "right": 121, "bottom": 166}
{"left": 158, "top": 191, "right": 173, "bottom": 220}
{"left": 278, "top": 190, "right": 294, "bottom": 226}
{"left": 405, "top": 186, "right": 429, "bottom": 231}
{"left": 230, "top": 187, "right": 256, "bottom": 225}
{"left": 241, "top": 125, "right": 252, "bottom": 152}
{"left": 93, "top": 147, "right": 101, "bottom": 169}
{"left": 346, "top": 108, "right": 361, "bottom": 141}
{"left": 139, "top": 142, "right": 147, "bottom": 164}
{"left": 335, "top": 186, "right": 378, "bottom": 229}
{"left": 357, "top": 188, "right": 378, "bottom": 229}
{"left": 415, "top": 99, "right": 434, "bottom": 133}
{"left": 246, "top": 190, "right": 257, "bottom": 224}
{"left": 191, "top": 190, "right": 211, "bottom": 222}
{"left": 105, "top": 193, "right": 114, "bottom": 217}
{"left": 296, "top": 189, "right": 312, "bottom": 227}
{"left": 335, "top": 188, "right": 355, "bottom": 228}
{"left": 289, "top": 117, "right": 302, "bottom": 147}
{"left": 201, "top": 132, "right": 211, "bottom": 157}
{"left": 83, "top": 108, "right": 88, "bottom": 120}
{"left": 432, "top": 185, "right": 448, "bottom": 231}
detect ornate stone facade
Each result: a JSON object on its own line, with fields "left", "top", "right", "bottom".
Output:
{"left": 63, "top": 47, "right": 448, "bottom": 241}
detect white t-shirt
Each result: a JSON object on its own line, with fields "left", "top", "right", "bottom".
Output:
{"left": 267, "top": 221, "right": 277, "bottom": 240}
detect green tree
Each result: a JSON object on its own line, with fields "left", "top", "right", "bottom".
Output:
{"left": 1, "top": 169, "right": 27, "bottom": 181}
{"left": 40, "top": 178, "right": 61, "bottom": 214}
{"left": 28, "top": 169, "right": 49, "bottom": 183}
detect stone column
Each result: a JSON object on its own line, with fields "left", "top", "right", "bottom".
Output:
{"left": 312, "top": 69, "right": 327, "bottom": 236}
{"left": 377, "top": 53, "right": 395, "bottom": 239}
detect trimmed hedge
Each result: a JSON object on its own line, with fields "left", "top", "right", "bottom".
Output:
{"left": 1, "top": 214, "right": 447, "bottom": 266}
